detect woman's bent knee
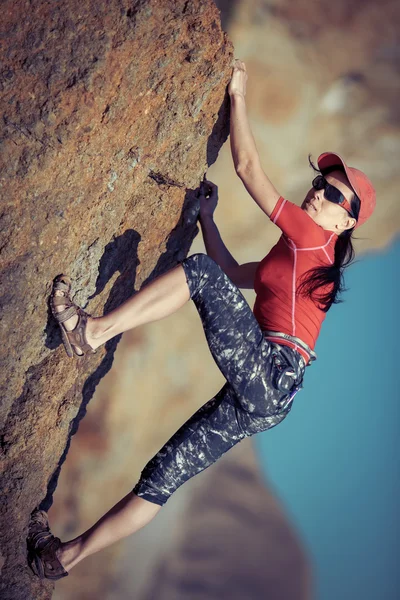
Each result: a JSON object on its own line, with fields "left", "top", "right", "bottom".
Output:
{"left": 179, "top": 253, "right": 221, "bottom": 298}
{"left": 183, "top": 253, "right": 218, "bottom": 273}
{"left": 131, "top": 482, "right": 170, "bottom": 507}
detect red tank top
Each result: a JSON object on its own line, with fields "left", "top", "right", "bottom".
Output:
{"left": 253, "top": 196, "right": 337, "bottom": 363}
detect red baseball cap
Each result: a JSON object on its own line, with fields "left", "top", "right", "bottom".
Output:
{"left": 317, "top": 152, "right": 376, "bottom": 229}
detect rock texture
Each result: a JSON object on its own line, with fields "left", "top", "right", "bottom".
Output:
{"left": 0, "top": 0, "right": 234, "bottom": 597}
{"left": 49, "top": 0, "right": 400, "bottom": 597}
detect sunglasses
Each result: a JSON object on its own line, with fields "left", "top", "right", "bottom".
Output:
{"left": 312, "top": 175, "right": 355, "bottom": 219}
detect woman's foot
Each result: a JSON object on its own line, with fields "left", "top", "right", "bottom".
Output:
{"left": 50, "top": 275, "right": 101, "bottom": 356}
{"left": 27, "top": 510, "right": 70, "bottom": 580}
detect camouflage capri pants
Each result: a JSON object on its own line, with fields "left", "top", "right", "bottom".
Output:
{"left": 132, "top": 253, "right": 306, "bottom": 506}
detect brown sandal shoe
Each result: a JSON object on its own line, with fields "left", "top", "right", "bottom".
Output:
{"left": 50, "top": 275, "right": 97, "bottom": 358}
{"left": 27, "top": 509, "right": 69, "bottom": 581}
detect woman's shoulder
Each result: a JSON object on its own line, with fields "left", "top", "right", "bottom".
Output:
{"left": 271, "top": 197, "right": 329, "bottom": 249}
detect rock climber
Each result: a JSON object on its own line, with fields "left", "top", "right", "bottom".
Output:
{"left": 27, "top": 59, "right": 375, "bottom": 580}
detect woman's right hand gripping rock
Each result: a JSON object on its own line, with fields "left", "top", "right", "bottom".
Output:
{"left": 198, "top": 176, "right": 219, "bottom": 222}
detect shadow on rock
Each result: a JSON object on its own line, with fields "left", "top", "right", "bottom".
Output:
{"left": 206, "top": 89, "right": 231, "bottom": 167}
{"left": 39, "top": 182, "right": 202, "bottom": 511}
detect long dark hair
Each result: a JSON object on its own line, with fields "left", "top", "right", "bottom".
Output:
{"left": 296, "top": 155, "right": 361, "bottom": 313}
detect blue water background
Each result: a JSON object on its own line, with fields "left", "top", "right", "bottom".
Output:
{"left": 254, "top": 237, "right": 400, "bottom": 600}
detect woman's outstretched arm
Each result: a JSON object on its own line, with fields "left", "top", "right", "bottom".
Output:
{"left": 229, "top": 91, "right": 260, "bottom": 170}
{"left": 228, "top": 60, "right": 281, "bottom": 218}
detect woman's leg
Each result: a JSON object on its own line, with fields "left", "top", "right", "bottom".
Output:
{"left": 55, "top": 354, "right": 301, "bottom": 571}
{"left": 53, "top": 262, "right": 191, "bottom": 351}
{"left": 131, "top": 383, "right": 246, "bottom": 506}
{"left": 55, "top": 384, "right": 245, "bottom": 573}
{"left": 177, "top": 254, "right": 304, "bottom": 417}
{"left": 53, "top": 252, "right": 262, "bottom": 364}
{"left": 71, "top": 251, "right": 301, "bottom": 415}
{"left": 51, "top": 254, "right": 303, "bottom": 572}
{"left": 55, "top": 492, "right": 162, "bottom": 572}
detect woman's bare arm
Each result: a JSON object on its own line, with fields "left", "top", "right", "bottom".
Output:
{"left": 225, "top": 261, "right": 260, "bottom": 289}
{"left": 228, "top": 60, "right": 281, "bottom": 217}
{"left": 237, "top": 159, "right": 281, "bottom": 218}
{"left": 198, "top": 176, "right": 259, "bottom": 288}
{"left": 199, "top": 214, "right": 239, "bottom": 273}
{"left": 230, "top": 92, "right": 280, "bottom": 217}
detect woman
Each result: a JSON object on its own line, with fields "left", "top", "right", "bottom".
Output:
{"left": 27, "top": 60, "right": 376, "bottom": 580}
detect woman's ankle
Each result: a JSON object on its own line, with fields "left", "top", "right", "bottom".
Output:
{"left": 86, "top": 317, "right": 105, "bottom": 349}
{"left": 57, "top": 538, "right": 83, "bottom": 571}
{"left": 87, "top": 316, "right": 103, "bottom": 339}
{"left": 86, "top": 317, "right": 118, "bottom": 350}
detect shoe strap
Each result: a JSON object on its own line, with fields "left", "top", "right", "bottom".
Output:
{"left": 54, "top": 305, "right": 78, "bottom": 324}
{"left": 38, "top": 535, "right": 61, "bottom": 554}
{"left": 53, "top": 280, "right": 70, "bottom": 293}
{"left": 30, "top": 531, "right": 53, "bottom": 550}
{"left": 65, "top": 309, "right": 96, "bottom": 354}
{"left": 51, "top": 295, "right": 73, "bottom": 307}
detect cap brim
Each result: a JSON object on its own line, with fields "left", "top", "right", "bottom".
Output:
{"left": 317, "top": 152, "right": 377, "bottom": 229}
{"left": 317, "top": 152, "right": 356, "bottom": 195}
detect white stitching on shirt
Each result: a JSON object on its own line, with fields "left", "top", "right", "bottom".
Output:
{"left": 273, "top": 198, "right": 286, "bottom": 224}
{"left": 322, "top": 246, "right": 333, "bottom": 264}
{"left": 293, "top": 232, "right": 336, "bottom": 252}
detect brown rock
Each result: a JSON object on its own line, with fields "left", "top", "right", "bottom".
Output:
{"left": 52, "top": 0, "right": 400, "bottom": 595}
{"left": 0, "top": 0, "right": 233, "bottom": 597}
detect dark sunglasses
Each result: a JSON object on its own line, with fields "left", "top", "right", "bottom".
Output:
{"left": 312, "top": 175, "right": 355, "bottom": 218}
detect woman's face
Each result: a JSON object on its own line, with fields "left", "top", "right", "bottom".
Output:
{"left": 301, "top": 170, "right": 357, "bottom": 233}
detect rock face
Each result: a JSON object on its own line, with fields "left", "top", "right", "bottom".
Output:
{"left": 47, "top": 0, "right": 399, "bottom": 597}
{"left": 0, "top": 0, "right": 233, "bottom": 597}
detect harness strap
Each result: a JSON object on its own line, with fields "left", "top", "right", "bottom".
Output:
{"left": 263, "top": 330, "right": 317, "bottom": 365}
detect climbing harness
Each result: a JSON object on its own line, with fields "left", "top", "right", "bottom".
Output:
{"left": 264, "top": 329, "right": 317, "bottom": 365}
